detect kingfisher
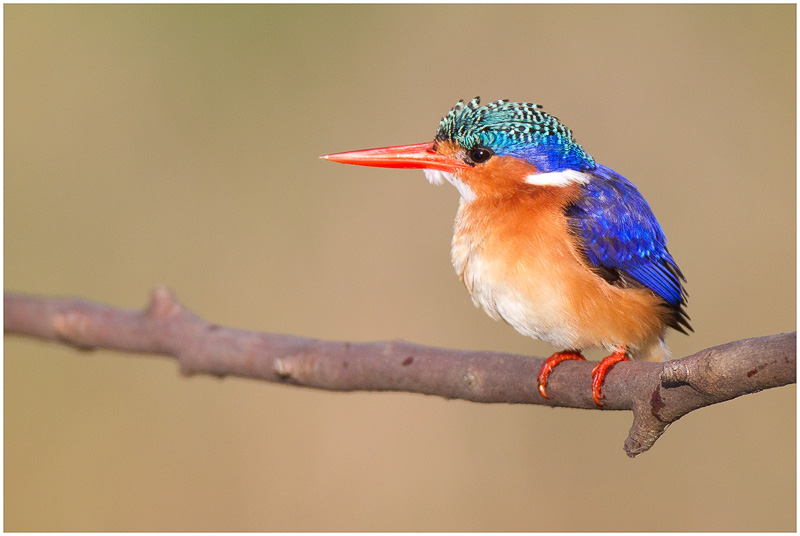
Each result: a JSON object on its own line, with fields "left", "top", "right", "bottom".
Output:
{"left": 321, "top": 97, "right": 691, "bottom": 406}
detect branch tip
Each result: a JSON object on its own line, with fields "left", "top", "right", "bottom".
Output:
{"left": 147, "top": 286, "right": 182, "bottom": 320}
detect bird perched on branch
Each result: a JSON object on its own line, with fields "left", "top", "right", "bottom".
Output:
{"left": 322, "top": 97, "right": 691, "bottom": 405}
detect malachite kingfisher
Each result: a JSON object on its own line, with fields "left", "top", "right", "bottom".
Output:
{"left": 321, "top": 97, "right": 691, "bottom": 406}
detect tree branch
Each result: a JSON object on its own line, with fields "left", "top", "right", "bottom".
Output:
{"left": 4, "top": 288, "right": 795, "bottom": 457}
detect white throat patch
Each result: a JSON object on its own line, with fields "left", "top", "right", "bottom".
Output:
{"left": 524, "top": 169, "right": 590, "bottom": 187}
{"left": 423, "top": 169, "right": 476, "bottom": 203}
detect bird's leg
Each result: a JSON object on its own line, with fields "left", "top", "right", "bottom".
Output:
{"left": 590, "top": 350, "right": 630, "bottom": 406}
{"left": 537, "top": 350, "right": 586, "bottom": 399}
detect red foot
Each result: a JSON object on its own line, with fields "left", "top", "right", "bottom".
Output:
{"left": 590, "top": 351, "right": 630, "bottom": 406}
{"left": 537, "top": 351, "right": 586, "bottom": 399}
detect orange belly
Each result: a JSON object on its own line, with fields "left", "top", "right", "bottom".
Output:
{"left": 451, "top": 189, "right": 671, "bottom": 361}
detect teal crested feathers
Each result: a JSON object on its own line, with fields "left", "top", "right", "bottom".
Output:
{"left": 435, "top": 97, "right": 596, "bottom": 173}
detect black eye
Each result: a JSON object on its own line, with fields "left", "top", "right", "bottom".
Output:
{"left": 468, "top": 147, "right": 494, "bottom": 164}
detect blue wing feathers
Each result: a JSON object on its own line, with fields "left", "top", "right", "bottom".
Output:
{"left": 566, "top": 165, "right": 689, "bottom": 322}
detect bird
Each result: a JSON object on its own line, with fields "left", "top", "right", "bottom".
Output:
{"left": 321, "top": 97, "right": 691, "bottom": 406}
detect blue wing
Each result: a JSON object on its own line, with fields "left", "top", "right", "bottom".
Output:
{"left": 565, "top": 164, "right": 691, "bottom": 332}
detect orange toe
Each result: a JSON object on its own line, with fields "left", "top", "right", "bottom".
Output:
{"left": 590, "top": 351, "right": 629, "bottom": 406}
{"left": 537, "top": 351, "right": 586, "bottom": 399}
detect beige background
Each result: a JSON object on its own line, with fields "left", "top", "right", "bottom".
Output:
{"left": 4, "top": 4, "right": 795, "bottom": 531}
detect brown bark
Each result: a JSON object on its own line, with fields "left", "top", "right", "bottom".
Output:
{"left": 4, "top": 288, "right": 795, "bottom": 457}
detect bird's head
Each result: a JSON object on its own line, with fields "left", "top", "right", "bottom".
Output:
{"left": 322, "top": 97, "right": 596, "bottom": 200}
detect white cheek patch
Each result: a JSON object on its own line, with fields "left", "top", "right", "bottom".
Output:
{"left": 524, "top": 169, "right": 590, "bottom": 187}
{"left": 423, "top": 168, "right": 448, "bottom": 185}
{"left": 423, "top": 169, "right": 476, "bottom": 203}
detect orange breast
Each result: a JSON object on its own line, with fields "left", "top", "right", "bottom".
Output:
{"left": 451, "top": 184, "right": 671, "bottom": 360}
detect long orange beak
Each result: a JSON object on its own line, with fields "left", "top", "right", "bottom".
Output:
{"left": 321, "top": 142, "right": 470, "bottom": 172}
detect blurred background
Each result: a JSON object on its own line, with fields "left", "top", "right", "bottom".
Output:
{"left": 4, "top": 4, "right": 795, "bottom": 531}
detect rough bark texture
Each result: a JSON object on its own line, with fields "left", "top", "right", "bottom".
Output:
{"left": 4, "top": 288, "right": 795, "bottom": 456}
